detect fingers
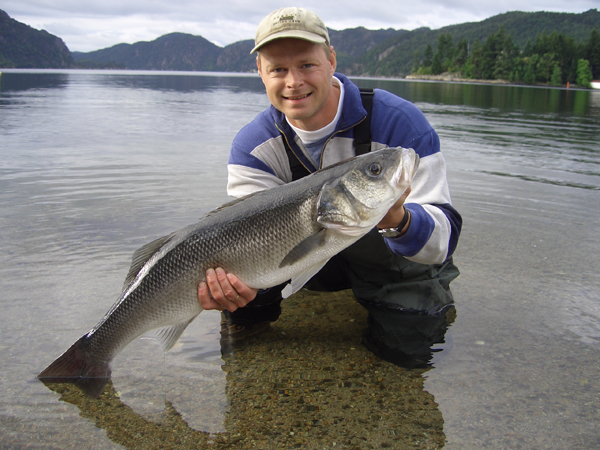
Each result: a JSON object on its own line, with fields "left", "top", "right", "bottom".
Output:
{"left": 377, "top": 187, "right": 412, "bottom": 230}
{"left": 226, "top": 273, "right": 258, "bottom": 303}
{"left": 197, "top": 281, "right": 223, "bottom": 310}
{"left": 400, "top": 186, "right": 412, "bottom": 202}
{"left": 197, "top": 268, "right": 258, "bottom": 312}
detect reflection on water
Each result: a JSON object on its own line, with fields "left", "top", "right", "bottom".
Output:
{"left": 0, "top": 71, "right": 70, "bottom": 92}
{"left": 96, "top": 72, "right": 265, "bottom": 94}
{"left": 1, "top": 70, "right": 600, "bottom": 449}
{"left": 357, "top": 77, "right": 597, "bottom": 115}
{"left": 0, "top": 69, "right": 264, "bottom": 94}
{"left": 39, "top": 291, "right": 446, "bottom": 450}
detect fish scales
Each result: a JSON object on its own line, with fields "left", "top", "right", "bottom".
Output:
{"left": 37, "top": 147, "right": 419, "bottom": 397}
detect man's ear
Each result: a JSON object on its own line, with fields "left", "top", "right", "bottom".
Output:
{"left": 256, "top": 55, "right": 266, "bottom": 84}
{"left": 329, "top": 46, "right": 337, "bottom": 75}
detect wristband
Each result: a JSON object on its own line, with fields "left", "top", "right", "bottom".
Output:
{"left": 378, "top": 206, "right": 410, "bottom": 238}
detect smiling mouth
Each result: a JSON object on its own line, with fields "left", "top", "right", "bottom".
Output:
{"left": 284, "top": 93, "right": 311, "bottom": 100}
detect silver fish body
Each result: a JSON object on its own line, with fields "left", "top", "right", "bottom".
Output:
{"left": 38, "top": 147, "right": 419, "bottom": 397}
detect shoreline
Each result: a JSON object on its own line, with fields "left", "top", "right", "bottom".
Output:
{"left": 405, "top": 73, "right": 510, "bottom": 84}
{"left": 404, "top": 73, "right": 594, "bottom": 90}
{"left": 1, "top": 68, "right": 595, "bottom": 90}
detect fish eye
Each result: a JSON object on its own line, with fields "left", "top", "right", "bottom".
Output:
{"left": 368, "top": 163, "right": 382, "bottom": 176}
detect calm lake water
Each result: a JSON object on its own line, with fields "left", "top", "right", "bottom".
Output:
{"left": 1, "top": 69, "right": 599, "bottom": 449}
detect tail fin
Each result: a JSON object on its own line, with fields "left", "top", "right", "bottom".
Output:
{"left": 38, "top": 336, "right": 111, "bottom": 398}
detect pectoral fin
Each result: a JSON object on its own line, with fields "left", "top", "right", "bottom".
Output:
{"left": 279, "top": 230, "right": 327, "bottom": 268}
{"left": 281, "top": 260, "right": 330, "bottom": 298}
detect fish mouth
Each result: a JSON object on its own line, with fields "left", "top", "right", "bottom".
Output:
{"left": 392, "top": 148, "right": 419, "bottom": 188}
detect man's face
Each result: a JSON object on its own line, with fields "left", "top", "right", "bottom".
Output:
{"left": 257, "top": 38, "right": 337, "bottom": 131}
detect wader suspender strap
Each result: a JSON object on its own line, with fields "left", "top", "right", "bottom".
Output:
{"left": 354, "top": 88, "right": 375, "bottom": 156}
{"left": 285, "top": 87, "right": 375, "bottom": 181}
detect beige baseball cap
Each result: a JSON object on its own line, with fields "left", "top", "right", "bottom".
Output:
{"left": 251, "top": 7, "right": 330, "bottom": 54}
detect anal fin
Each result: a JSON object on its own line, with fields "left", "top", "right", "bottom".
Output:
{"left": 144, "top": 316, "right": 197, "bottom": 352}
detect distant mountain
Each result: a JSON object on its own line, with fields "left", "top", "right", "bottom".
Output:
{"left": 72, "top": 32, "right": 222, "bottom": 71}
{"left": 214, "top": 40, "right": 255, "bottom": 72}
{"left": 2, "top": 8, "right": 599, "bottom": 77}
{"left": 330, "top": 27, "right": 406, "bottom": 67}
{"left": 67, "top": 9, "right": 600, "bottom": 76}
{"left": 0, "top": 9, "right": 72, "bottom": 68}
{"left": 72, "top": 27, "right": 403, "bottom": 73}
{"left": 341, "top": 9, "right": 600, "bottom": 77}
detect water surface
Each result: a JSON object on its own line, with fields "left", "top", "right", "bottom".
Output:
{"left": 1, "top": 69, "right": 599, "bottom": 449}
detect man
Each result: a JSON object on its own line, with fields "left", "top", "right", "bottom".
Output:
{"left": 198, "top": 7, "right": 461, "bottom": 367}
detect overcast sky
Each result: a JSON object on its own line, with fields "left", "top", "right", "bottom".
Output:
{"left": 3, "top": 1, "right": 598, "bottom": 53}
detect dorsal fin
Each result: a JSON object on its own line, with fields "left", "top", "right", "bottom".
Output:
{"left": 206, "top": 191, "right": 261, "bottom": 216}
{"left": 123, "top": 233, "right": 176, "bottom": 290}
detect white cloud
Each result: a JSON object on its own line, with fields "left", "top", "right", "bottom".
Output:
{"left": 2, "top": 0, "right": 597, "bottom": 52}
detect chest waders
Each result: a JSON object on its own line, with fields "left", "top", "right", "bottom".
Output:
{"left": 226, "top": 89, "right": 459, "bottom": 367}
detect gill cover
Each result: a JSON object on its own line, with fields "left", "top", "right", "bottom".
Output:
{"left": 315, "top": 180, "right": 365, "bottom": 236}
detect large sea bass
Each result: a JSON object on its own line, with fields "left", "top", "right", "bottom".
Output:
{"left": 38, "top": 147, "right": 419, "bottom": 397}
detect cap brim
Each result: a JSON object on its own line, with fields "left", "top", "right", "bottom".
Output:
{"left": 251, "top": 30, "right": 327, "bottom": 54}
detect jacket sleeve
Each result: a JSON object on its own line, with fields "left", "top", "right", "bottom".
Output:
{"left": 370, "top": 90, "right": 462, "bottom": 264}
{"left": 227, "top": 163, "right": 285, "bottom": 197}
{"left": 226, "top": 109, "right": 292, "bottom": 197}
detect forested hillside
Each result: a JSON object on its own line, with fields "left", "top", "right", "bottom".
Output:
{"left": 0, "top": 9, "right": 72, "bottom": 68}
{"left": 410, "top": 27, "right": 600, "bottom": 87}
{"left": 340, "top": 9, "right": 600, "bottom": 80}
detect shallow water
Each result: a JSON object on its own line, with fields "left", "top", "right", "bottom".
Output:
{"left": 1, "top": 70, "right": 599, "bottom": 449}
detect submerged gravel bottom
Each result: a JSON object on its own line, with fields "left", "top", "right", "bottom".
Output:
{"left": 46, "top": 289, "right": 447, "bottom": 449}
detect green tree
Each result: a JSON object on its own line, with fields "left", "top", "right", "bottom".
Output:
{"left": 479, "top": 27, "right": 519, "bottom": 80}
{"left": 549, "top": 32, "right": 577, "bottom": 84}
{"left": 576, "top": 59, "right": 593, "bottom": 87}
{"left": 412, "top": 50, "right": 421, "bottom": 73}
{"left": 431, "top": 51, "right": 443, "bottom": 75}
{"left": 532, "top": 31, "right": 551, "bottom": 55}
{"left": 585, "top": 29, "right": 600, "bottom": 79}
{"left": 536, "top": 53, "right": 557, "bottom": 82}
{"left": 436, "top": 33, "right": 455, "bottom": 72}
{"left": 523, "top": 56, "right": 537, "bottom": 84}
{"left": 423, "top": 43, "right": 433, "bottom": 67}
{"left": 550, "top": 64, "right": 562, "bottom": 86}
{"left": 468, "top": 39, "right": 484, "bottom": 79}
{"left": 480, "top": 31, "right": 499, "bottom": 79}
{"left": 453, "top": 38, "right": 469, "bottom": 70}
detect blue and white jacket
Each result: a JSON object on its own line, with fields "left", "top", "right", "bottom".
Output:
{"left": 227, "top": 73, "right": 461, "bottom": 265}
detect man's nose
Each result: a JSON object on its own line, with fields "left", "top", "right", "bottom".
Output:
{"left": 285, "top": 68, "right": 303, "bottom": 89}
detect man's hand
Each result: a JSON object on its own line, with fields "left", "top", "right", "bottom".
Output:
{"left": 377, "top": 187, "right": 411, "bottom": 231}
{"left": 198, "top": 268, "right": 258, "bottom": 312}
